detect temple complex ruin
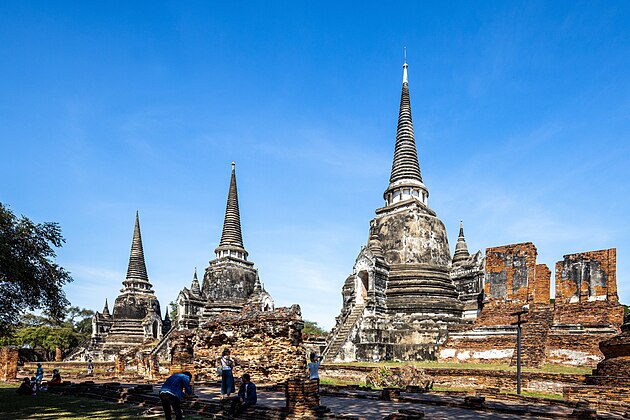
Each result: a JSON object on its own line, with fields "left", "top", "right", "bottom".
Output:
{"left": 175, "top": 163, "right": 274, "bottom": 330}
{"left": 325, "top": 60, "right": 624, "bottom": 366}
{"left": 440, "top": 245, "right": 623, "bottom": 367}
{"left": 84, "top": 212, "right": 169, "bottom": 361}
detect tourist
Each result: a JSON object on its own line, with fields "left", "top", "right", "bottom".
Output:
{"left": 159, "top": 371, "right": 193, "bottom": 420}
{"left": 229, "top": 373, "right": 257, "bottom": 417}
{"left": 49, "top": 368, "right": 62, "bottom": 384}
{"left": 35, "top": 363, "right": 44, "bottom": 390}
{"left": 307, "top": 352, "right": 323, "bottom": 390}
{"left": 217, "top": 348, "right": 235, "bottom": 400}
{"left": 87, "top": 359, "right": 94, "bottom": 376}
{"left": 16, "top": 377, "right": 34, "bottom": 396}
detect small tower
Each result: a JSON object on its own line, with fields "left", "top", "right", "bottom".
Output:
{"left": 452, "top": 220, "right": 471, "bottom": 265}
{"left": 102, "top": 299, "right": 111, "bottom": 318}
{"left": 190, "top": 267, "right": 201, "bottom": 296}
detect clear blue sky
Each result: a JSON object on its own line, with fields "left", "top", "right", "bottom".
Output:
{"left": 1, "top": 1, "right": 628, "bottom": 329}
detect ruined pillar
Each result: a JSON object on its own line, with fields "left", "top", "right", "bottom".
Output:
{"left": 286, "top": 378, "right": 320, "bottom": 417}
{"left": 0, "top": 347, "right": 19, "bottom": 381}
{"left": 114, "top": 354, "right": 126, "bottom": 378}
{"left": 55, "top": 347, "right": 63, "bottom": 362}
{"left": 148, "top": 354, "right": 160, "bottom": 380}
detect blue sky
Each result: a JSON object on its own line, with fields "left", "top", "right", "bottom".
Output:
{"left": 1, "top": 1, "right": 629, "bottom": 329}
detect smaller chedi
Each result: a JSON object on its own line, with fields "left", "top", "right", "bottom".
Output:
{"left": 175, "top": 163, "right": 274, "bottom": 329}
{"left": 87, "top": 212, "right": 168, "bottom": 361}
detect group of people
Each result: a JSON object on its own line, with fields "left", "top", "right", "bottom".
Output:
{"left": 16, "top": 363, "right": 62, "bottom": 396}
{"left": 158, "top": 348, "right": 324, "bottom": 420}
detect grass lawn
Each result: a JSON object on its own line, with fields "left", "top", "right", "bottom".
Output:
{"left": 0, "top": 382, "right": 206, "bottom": 419}
{"left": 0, "top": 382, "right": 147, "bottom": 419}
{"left": 334, "top": 361, "right": 592, "bottom": 375}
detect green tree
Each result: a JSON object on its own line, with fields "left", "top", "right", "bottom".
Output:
{"left": 1, "top": 306, "right": 94, "bottom": 359}
{"left": 303, "top": 320, "right": 328, "bottom": 335}
{"left": 0, "top": 202, "right": 73, "bottom": 336}
{"left": 169, "top": 301, "right": 177, "bottom": 321}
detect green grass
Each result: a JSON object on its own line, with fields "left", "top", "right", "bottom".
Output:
{"left": 0, "top": 382, "right": 204, "bottom": 419}
{"left": 320, "top": 377, "right": 366, "bottom": 387}
{"left": 333, "top": 361, "right": 592, "bottom": 375}
{"left": 518, "top": 390, "right": 563, "bottom": 399}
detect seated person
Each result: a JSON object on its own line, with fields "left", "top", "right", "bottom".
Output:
{"left": 16, "top": 377, "right": 34, "bottom": 395}
{"left": 49, "top": 369, "right": 62, "bottom": 384}
{"left": 230, "top": 373, "right": 257, "bottom": 416}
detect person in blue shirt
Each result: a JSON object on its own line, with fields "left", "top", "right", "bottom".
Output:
{"left": 35, "top": 363, "right": 44, "bottom": 390}
{"left": 159, "top": 371, "right": 193, "bottom": 420}
{"left": 229, "top": 373, "right": 257, "bottom": 416}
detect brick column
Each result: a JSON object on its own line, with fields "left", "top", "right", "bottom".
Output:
{"left": 55, "top": 347, "right": 63, "bottom": 362}
{"left": 0, "top": 347, "right": 19, "bottom": 381}
{"left": 286, "top": 378, "right": 320, "bottom": 417}
{"left": 114, "top": 354, "right": 126, "bottom": 378}
{"left": 148, "top": 354, "right": 160, "bottom": 380}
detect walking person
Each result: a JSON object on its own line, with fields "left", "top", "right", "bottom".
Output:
{"left": 87, "top": 359, "right": 94, "bottom": 376}
{"left": 159, "top": 371, "right": 193, "bottom": 420}
{"left": 217, "top": 348, "right": 235, "bottom": 399}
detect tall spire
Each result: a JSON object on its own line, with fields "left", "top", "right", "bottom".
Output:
{"left": 126, "top": 211, "right": 149, "bottom": 281}
{"left": 452, "top": 220, "right": 471, "bottom": 265}
{"left": 215, "top": 163, "right": 248, "bottom": 260}
{"left": 383, "top": 56, "right": 429, "bottom": 207}
{"left": 122, "top": 211, "right": 153, "bottom": 292}
{"left": 103, "top": 299, "right": 110, "bottom": 317}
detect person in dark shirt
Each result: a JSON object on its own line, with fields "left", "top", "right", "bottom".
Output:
{"left": 49, "top": 369, "right": 62, "bottom": 384}
{"left": 159, "top": 371, "right": 193, "bottom": 420}
{"left": 16, "top": 377, "right": 34, "bottom": 395}
{"left": 229, "top": 373, "right": 257, "bottom": 417}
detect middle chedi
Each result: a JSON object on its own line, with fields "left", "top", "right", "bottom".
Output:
{"left": 325, "top": 58, "right": 463, "bottom": 362}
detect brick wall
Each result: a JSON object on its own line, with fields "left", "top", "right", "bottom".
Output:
{"left": 171, "top": 305, "right": 307, "bottom": 384}
{"left": 485, "top": 243, "right": 537, "bottom": 303}
{"left": 555, "top": 248, "right": 618, "bottom": 305}
{"left": 0, "top": 347, "right": 18, "bottom": 381}
{"left": 533, "top": 264, "right": 551, "bottom": 304}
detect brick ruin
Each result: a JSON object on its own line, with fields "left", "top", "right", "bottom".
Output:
{"left": 184, "top": 305, "right": 306, "bottom": 384}
{"left": 564, "top": 318, "right": 630, "bottom": 411}
{"left": 1, "top": 347, "right": 18, "bottom": 381}
{"left": 440, "top": 245, "right": 623, "bottom": 367}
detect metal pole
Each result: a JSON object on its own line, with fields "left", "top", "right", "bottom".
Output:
{"left": 516, "top": 313, "right": 522, "bottom": 395}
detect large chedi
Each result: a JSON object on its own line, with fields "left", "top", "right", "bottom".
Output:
{"left": 325, "top": 60, "right": 463, "bottom": 362}
{"left": 87, "top": 212, "right": 166, "bottom": 361}
{"left": 176, "top": 163, "right": 274, "bottom": 329}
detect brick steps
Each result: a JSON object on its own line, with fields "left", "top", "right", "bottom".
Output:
{"left": 323, "top": 304, "right": 365, "bottom": 361}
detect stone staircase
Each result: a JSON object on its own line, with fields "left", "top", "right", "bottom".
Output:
{"left": 510, "top": 304, "right": 554, "bottom": 368}
{"left": 323, "top": 304, "right": 364, "bottom": 361}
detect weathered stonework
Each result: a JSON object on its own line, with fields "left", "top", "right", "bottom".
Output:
{"left": 176, "top": 164, "right": 274, "bottom": 331}
{"left": 563, "top": 321, "right": 630, "bottom": 412}
{"left": 171, "top": 305, "right": 306, "bottom": 384}
{"left": 441, "top": 246, "right": 623, "bottom": 368}
{"left": 0, "top": 347, "right": 18, "bottom": 381}
{"left": 326, "top": 61, "right": 463, "bottom": 363}
{"left": 547, "top": 249, "right": 623, "bottom": 367}
{"left": 74, "top": 213, "right": 168, "bottom": 362}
